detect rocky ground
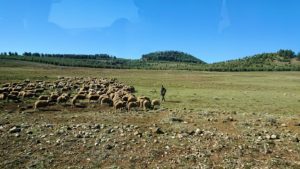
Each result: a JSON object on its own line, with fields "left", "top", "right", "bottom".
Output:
{"left": 0, "top": 102, "right": 299, "bottom": 169}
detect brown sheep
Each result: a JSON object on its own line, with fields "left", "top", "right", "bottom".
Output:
{"left": 88, "top": 94, "right": 100, "bottom": 103}
{"left": 10, "top": 91, "right": 19, "bottom": 96}
{"left": 7, "top": 94, "right": 20, "bottom": 102}
{"left": 99, "top": 94, "right": 109, "bottom": 102}
{"left": 35, "top": 88, "right": 45, "bottom": 93}
{"left": 127, "top": 95, "right": 137, "bottom": 103}
{"left": 0, "top": 87, "right": 9, "bottom": 93}
{"left": 143, "top": 100, "right": 151, "bottom": 110}
{"left": 34, "top": 100, "right": 49, "bottom": 110}
{"left": 127, "top": 101, "right": 138, "bottom": 111}
{"left": 0, "top": 93, "right": 8, "bottom": 100}
{"left": 38, "top": 95, "right": 49, "bottom": 101}
{"left": 2, "top": 83, "right": 10, "bottom": 87}
{"left": 151, "top": 99, "right": 160, "bottom": 107}
{"left": 57, "top": 94, "right": 70, "bottom": 104}
{"left": 49, "top": 93, "right": 60, "bottom": 102}
{"left": 101, "top": 97, "right": 113, "bottom": 106}
{"left": 122, "top": 95, "right": 129, "bottom": 102}
{"left": 71, "top": 97, "right": 77, "bottom": 106}
{"left": 114, "top": 100, "right": 125, "bottom": 110}
{"left": 71, "top": 94, "right": 85, "bottom": 106}
{"left": 73, "top": 94, "right": 86, "bottom": 100}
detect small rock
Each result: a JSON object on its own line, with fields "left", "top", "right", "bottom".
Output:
{"left": 9, "top": 126, "right": 21, "bottom": 133}
{"left": 271, "top": 134, "right": 278, "bottom": 139}
{"left": 95, "top": 139, "right": 100, "bottom": 146}
{"left": 26, "top": 131, "right": 33, "bottom": 135}
{"left": 281, "top": 123, "right": 287, "bottom": 127}
{"left": 170, "top": 117, "right": 183, "bottom": 123}
{"left": 152, "top": 127, "right": 164, "bottom": 134}
{"left": 134, "top": 131, "right": 142, "bottom": 137}
{"left": 45, "top": 124, "right": 54, "bottom": 128}
{"left": 75, "top": 133, "right": 83, "bottom": 138}
{"left": 195, "top": 128, "right": 203, "bottom": 135}
{"left": 104, "top": 144, "right": 113, "bottom": 150}
{"left": 177, "top": 134, "right": 184, "bottom": 139}
{"left": 291, "top": 137, "right": 299, "bottom": 142}
{"left": 294, "top": 123, "right": 300, "bottom": 127}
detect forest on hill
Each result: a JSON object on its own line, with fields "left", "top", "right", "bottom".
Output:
{"left": 141, "top": 51, "right": 205, "bottom": 63}
{"left": 0, "top": 50, "right": 300, "bottom": 71}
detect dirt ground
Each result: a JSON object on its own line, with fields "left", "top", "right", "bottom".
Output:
{"left": 0, "top": 102, "right": 299, "bottom": 169}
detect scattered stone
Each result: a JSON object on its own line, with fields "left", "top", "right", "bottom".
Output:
{"left": 9, "top": 126, "right": 21, "bottom": 133}
{"left": 170, "top": 117, "right": 183, "bottom": 123}
{"left": 26, "top": 130, "right": 33, "bottom": 134}
{"left": 75, "top": 133, "right": 83, "bottom": 138}
{"left": 95, "top": 139, "right": 100, "bottom": 146}
{"left": 294, "top": 123, "right": 300, "bottom": 127}
{"left": 134, "top": 131, "right": 142, "bottom": 137}
{"left": 271, "top": 134, "right": 278, "bottom": 139}
{"left": 281, "top": 123, "right": 287, "bottom": 127}
{"left": 195, "top": 128, "right": 203, "bottom": 135}
{"left": 152, "top": 127, "right": 164, "bottom": 134}
{"left": 291, "top": 137, "right": 299, "bottom": 143}
{"left": 104, "top": 144, "right": 113, "bottom": 150}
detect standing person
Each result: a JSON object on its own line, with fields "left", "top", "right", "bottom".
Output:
{"left": 161, "top": 85, "right": 167, "bottom": 102}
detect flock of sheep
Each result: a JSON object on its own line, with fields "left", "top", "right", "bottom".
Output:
{"left": 0, "top": 77, "right": 160, "bottom": 111}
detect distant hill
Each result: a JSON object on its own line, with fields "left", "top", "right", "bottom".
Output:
{"left": 141, "top": 51, "right": 206, "bottom": 64}
{"left": 207, "top": 50, "right": 300, "bottom": 71}
{"left": 0, "top": 49, "right": 300, "bottom": 71}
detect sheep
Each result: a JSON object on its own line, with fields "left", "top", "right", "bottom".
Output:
{"left": 122, "top": 94, "right": 129, "bottom": 102}
{"left": 127, "top": 95, "right": 137, "bottom": 103}
{"left": 143, "top": 100, "right": 151, "bottom": 110}
{"left": 38, "top": 95, "right": 49, "bottom": 101}
{"left": 137, "top": 97, "right": 149, "bottom": 108}
{"left": 127, "top": 101, "right": 138, "bottom": 111}
{"left": 2, "top": 83, "right": 10, "bottom": 87}
{"left": 73, "top": 94, "right": 86, "bottom": 100}
{"left": 7, "top": 94, "right": 20, "bottom": 102}
{"left": 100, "top": 97, "right": 113, "bottom": 106}
{"left": 49, "top": 93, "right": 60, "bottom": 102}
{"left": 88, "top": 94, "right": 100, "bottom": 103}
{"left": 0, "top": 87, "right": 9, "bottom": 93}
{"left": 151, "top": 99, "right": 160, "bottom": 107}
{"left": 57, "top": 94, "right": 70, "bottom": 104}
{"left": 0, "top": 93, "right": 7, "bottom": 100}
{"left": 71, "top": 94, "right": 86, "bottom": 106}
{"left": 114, "top": 100, "right": 125, "bottom": 110}
{"left": 99, "top": 94, "right": 109, "bottom": 101}
{"left": 35, "top": 88, "right": 45, "bottom": 93}
{"left": 18, "top": 91, "right": 35, "bottom": 99}
{"left": 34, "top": 100, "right": 49, "bottom": 110}
{"left": 10, "top": 91, "right": 19, "bottom": 96}
{"left": 71, "top": 97, "right": 77, "bottom": 106}
{"left": 12, "top": 86, "right": 22, "bottom": 92}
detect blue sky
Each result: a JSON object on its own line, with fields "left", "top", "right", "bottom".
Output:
{"left": 0, "top": 0, "right": 299, "bottom": 63}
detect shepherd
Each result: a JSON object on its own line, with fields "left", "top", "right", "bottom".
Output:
{"left": 160, "top": 85, "right": 167, "bottom": 102}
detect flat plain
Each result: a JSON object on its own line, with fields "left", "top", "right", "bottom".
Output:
{"left": 0, "top": 60, "right": 299, "bottom": 168}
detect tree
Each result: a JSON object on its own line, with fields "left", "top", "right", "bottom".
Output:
{"left": 277, "top": 49, "right": 296, "bottom": 58}
{"left": 297, "top": 52, "right": 300, "bottom": 60}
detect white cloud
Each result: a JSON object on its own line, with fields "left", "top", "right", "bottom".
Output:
{"left": 49, "top": 0, "right": 139, "bottom": 29}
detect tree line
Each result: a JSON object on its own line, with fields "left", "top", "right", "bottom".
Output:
{"left": 0, "top": 50, "right": 300, "bottom": 71}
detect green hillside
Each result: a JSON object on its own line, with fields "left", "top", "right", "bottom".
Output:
{"left": 141, "top": 51, "right": 206, "bottom": 63}
{"left": 0, "top": 50, "right": 300, "bottom": 71}
{"left": 206, "top": 50, "right": 300, "bottom": 71}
